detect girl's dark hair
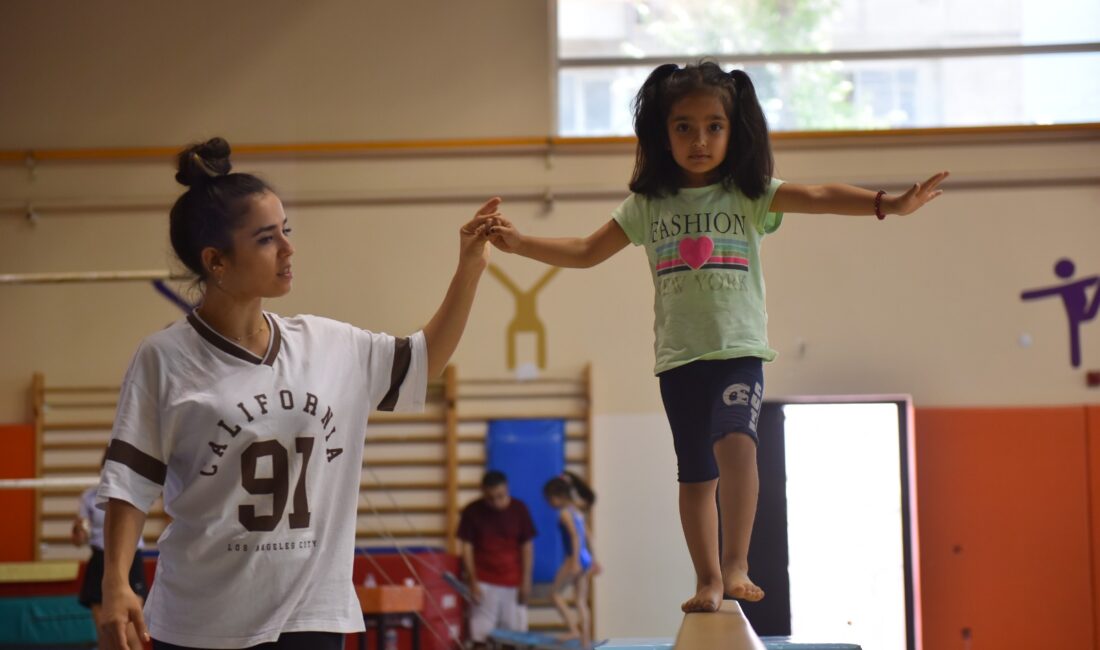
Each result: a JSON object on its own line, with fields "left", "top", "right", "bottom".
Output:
{"left": 169, "top": 137, "right": 273, "bottom": 283}
{"left": 629, "top": 61, "right": 773, "bottom": 200}
{"left": 543, "top": 472, "right": 596, "bottom": 508}
{"left": 562, "top": 471, "right": 596, "bottom": 508}
{"left": 543, "top": 477, "right": 572, "bottom": 500}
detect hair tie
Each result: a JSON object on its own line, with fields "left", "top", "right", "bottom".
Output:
{"left": 190, "top": 151, "right": 224, "bottom": 182}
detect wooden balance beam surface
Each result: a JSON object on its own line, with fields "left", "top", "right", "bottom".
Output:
{"left": 674, "top": 601, "right": 766, "bottom": 650}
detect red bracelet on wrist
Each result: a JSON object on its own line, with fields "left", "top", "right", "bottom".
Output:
{"left": 874, "top": 190, "right": 886, "bottom": 220}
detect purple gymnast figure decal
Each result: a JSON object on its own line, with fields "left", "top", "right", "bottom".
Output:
{"left": 1021, "top": 258, "right": 1100, "bottom": 367}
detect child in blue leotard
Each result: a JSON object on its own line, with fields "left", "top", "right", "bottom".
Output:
{"left": 544, "top": 474, "right": 596, "bottom": 647}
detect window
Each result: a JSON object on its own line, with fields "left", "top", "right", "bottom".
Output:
{"left": 555, "top": 0, "right": 1100, "bottom": 135}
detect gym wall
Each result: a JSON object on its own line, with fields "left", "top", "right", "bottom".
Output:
{"left": 2, "top": 0, "right": 1099, "bottom": 641}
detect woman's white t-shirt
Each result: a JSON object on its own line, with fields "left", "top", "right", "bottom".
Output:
{"left": 98, "top": 312, "right": 427, "bottom": 648}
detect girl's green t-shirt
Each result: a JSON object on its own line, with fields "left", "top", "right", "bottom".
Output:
{"left": 612, "top": 178, "right": 785, "bottom": 375}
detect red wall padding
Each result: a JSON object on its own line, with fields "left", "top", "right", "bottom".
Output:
{"left": 0, "top": 424, "right": 35, "bottom": 562}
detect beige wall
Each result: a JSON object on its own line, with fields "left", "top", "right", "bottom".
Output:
{"left": 5, "top": 139, "right": 1098, "bottom": 423}
{"left": 0, "top": 0, "right": 551, "bottom": 148}
{"left": 3, "top": 0, "right": 1100, "bottom": 639}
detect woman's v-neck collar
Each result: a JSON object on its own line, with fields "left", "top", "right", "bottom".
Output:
{"left": 186, "top": 310, "right": 282, "bottom": 366}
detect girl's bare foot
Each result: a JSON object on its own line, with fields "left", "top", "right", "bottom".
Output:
{"left": 723, "top": 565, "right": 764, "bottom": 602}
{"left": 682, "top": 577, "right": 723, "bottom": 612}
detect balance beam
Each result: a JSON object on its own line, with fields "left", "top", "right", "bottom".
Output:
{"left": 674, "top": 601, "right": 765, "bottom": 650}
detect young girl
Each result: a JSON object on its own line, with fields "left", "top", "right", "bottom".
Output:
{"left": 96, "top": 137, "right": 497, "bottom": 650}
{"left": 482, "top": 62, "right": 947, "bottom": 613}
{"left": 544, "top": 474, "right": 596, "bottom": 648}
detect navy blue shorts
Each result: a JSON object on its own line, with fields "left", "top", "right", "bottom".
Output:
{"left": 658, "top": 357, "right": 764, "bottom": 483}
{"left": 78, "top": 547, "right": 147, "bottom": 608}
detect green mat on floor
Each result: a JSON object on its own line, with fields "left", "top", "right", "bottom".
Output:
{"left": 0, "top": 595, "right": 96, "bottom": 646}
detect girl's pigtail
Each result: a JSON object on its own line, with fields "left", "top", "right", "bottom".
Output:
{"left": 633, "top": 63, "right": 679, "bottom": 139}
{"left": 563, "top": 471, "right": 596, "bottom": 509}
{"left": 629, "top": 63, "right": 680, "bottom": 197}
{"left": 726, "top": 69, "right": 774, "bottom": 199}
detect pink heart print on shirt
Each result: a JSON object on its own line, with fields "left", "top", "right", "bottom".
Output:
{"left": 678, "top": 235, "right": 714, "bottom": 270}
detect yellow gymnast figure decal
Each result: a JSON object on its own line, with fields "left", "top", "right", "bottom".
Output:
{"left": 487, "top": 263, "right": 560, "bottom": 370}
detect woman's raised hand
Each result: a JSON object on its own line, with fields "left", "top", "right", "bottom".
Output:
{"left": 459, "top": 197, "right": 502, "bottom": 268}
{"left": 465, "top": 197, "right": 524, "bottom": 254}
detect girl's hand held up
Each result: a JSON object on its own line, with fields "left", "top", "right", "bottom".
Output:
{"left": 487, "top": 216, "right": 524, "bottom": 254}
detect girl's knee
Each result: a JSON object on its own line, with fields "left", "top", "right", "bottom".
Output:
{"left": 716, "top": 431, "right": 756, "bottom": 452}
{"left": 679, "top": 478, "right": 719, "bottom": 496}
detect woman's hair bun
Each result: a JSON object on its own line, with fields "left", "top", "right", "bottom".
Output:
{"left": 175, "top": 137, "right": 233, "bottom": 187}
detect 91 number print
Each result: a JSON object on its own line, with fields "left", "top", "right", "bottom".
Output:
{"left": 239, "top": 437, "right": 315, "bottom": 532}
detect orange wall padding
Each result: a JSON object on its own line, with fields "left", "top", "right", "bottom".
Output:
{"left": 1089, "top": 406, "right": 1100, "bottom": 650}
{"left": 0, "top": 424, "right": 35, "bottom": 561}
{"left": 916, "top": 407, "right": 1096, "bottom": 650}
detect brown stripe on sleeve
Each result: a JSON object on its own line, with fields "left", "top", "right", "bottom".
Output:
{"left": 377, "top": 336, "right": 412, "bottom": 412}
{"left": 106, "top": 440, "right": 167, "bottom": 486}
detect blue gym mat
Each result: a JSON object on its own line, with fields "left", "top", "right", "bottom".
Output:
{"left": 486, "top": 418, "right": 566, "bottom": 584}
{"left": 761, "top": 639, "right": 861, "bottom": 649}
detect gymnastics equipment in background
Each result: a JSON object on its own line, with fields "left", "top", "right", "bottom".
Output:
{"left": 675, "top": 601, "right": 765, "bottom": 650}
{"left": 0, "top": 270, "right": 185, "bottom": 284}
{"left": 487, "top": 600, "right": 862, "bottom": 649}
{"left": 0, "top": 269, "right": 195, "bottom": 312}
{"left": 151, "top": 279, "right": 196, "bottom": 312}
{"left": 0, "top": 562, "right": 98, "bottom": 648}
{"left": 21, "top": 366, "right": 594, "bottom": 636}
{"left": 486, "top": 418, "right": 566, "bottom": 584}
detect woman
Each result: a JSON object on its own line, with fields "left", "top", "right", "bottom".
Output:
{"left": 97, "top": 137, "right": 499, "bottom": 649}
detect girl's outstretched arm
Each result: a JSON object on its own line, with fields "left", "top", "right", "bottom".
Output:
{"left": 422, "top": 199, "right": 497, "bottom": 377}
{"left": 487, "top": 218, "right": 630, "bottom": 268}
{"left": 771, "top": 171, "right": 949, "bottom": 216}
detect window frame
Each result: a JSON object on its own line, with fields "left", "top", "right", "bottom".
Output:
{"left": 550, "top": 0, "right": 1100, "bottom": 139}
